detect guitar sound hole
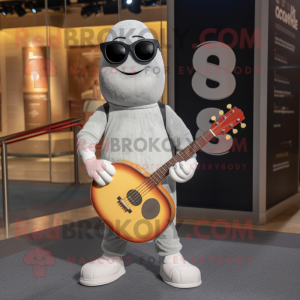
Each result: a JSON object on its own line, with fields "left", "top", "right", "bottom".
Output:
{"left": 142, "top": 198, "right": 160, "bottom": 220}
{"left": 127, "top": 189, "right": 142, "bottom": 206}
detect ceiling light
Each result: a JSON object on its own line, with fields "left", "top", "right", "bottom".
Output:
{"left": 14, "top": 4, "right": 26, "bottom": 17}
{"left": 2, "top": 5, "right": 13, "bottom": 16}
{"left": 144, "top": 0, "right": 156, "bottom": 6}
{"left": 127, "top": 0, "right": 141, "bottom": 13}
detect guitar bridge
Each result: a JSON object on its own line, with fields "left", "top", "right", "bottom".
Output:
{"left": 117, "top": 197, "right": 132, "bottom": 213}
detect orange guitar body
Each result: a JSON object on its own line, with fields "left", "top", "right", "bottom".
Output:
{"left": 91, "top": 160, "right": 176, "bottom": 243}
{"left": 90, "top": 107, "right": 246, "bottom": 244}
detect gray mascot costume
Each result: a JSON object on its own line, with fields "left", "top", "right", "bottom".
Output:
{"left": 77, "top": 20, "right": 201, "bottom": 289}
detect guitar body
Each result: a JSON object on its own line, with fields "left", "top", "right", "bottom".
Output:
{"left": 91, "top": 160, "right": 176, "bottom": 243}
{"left": 89, "top": 106, "right": 246, "bottom": 243}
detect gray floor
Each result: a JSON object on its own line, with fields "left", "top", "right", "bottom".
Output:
{"left": 0, "top": 181, "right": 91, "bottom": 222}
{"left": 0, "top": 218, "right": 300, "bottom": 300}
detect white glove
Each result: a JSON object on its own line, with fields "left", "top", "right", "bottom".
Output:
{"left": 169, "top": 157, "right": 198, "bottom": 183}
{"left": 81, "top": 151, "right": 116, "bottom": 187}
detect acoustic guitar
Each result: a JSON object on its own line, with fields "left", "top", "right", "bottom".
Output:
{"left": 91, "top": 105, "right": 245, "bottom": 243}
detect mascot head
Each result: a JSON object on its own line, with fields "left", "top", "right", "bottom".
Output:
{"left": 99, "top": 20, "right": 165, "bottom": 107}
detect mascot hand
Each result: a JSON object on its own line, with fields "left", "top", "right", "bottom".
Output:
{"left": 169, "top": 157, "right": 198, "bottom": 183}
{"left": 81, "top": 151, "right": 116, "bottom": 187}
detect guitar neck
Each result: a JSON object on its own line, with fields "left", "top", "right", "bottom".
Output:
{"left": 149, "top": 129, "right": 215, "bottom": 185}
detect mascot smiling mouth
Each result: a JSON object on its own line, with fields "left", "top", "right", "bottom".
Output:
{"left": 117, "top": 68, "right": 146, "bottom": 75}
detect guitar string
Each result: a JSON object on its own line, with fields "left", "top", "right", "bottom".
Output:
{"left": 104, "top": 120, "right": 233, "bottom": 213}
{"left": 123, "top": 121, "right": 229, "bottom": 207}
{"left": 108, "top": 116, "right": 234, "bottom": 211}
{"left": 109, "top": 143, "right": 192, "bottom": 207}
{"left": 137, "top": 137, "right": 205, "bottom": 198}
{"left": 126, "top": 119, "right": 233, "bottom": 206}
{"left": 101, "top": 121, "right": 232, "bottom": 214}
{"left": 135, "top": 124, "right": 233, "bottom": 202}
{"left": 124, "top": 132, "right": 210, "bottom": 205}
{"left": 123, "top": 130, "right": 214, "bottom": 207}
{"left": 94, "top": 124, "right": 222, "bottom": 236}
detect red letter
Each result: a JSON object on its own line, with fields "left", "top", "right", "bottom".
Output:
{"left": 68, "top": 256, "right": 76, "bottom": 264}
{"left": 193, "top": 219, "right": 210, "bottom": 239}
{"left": 81, "top": 66, "right": 88, "bottom": 74}
{"left": 92, "top": 66, "right": 97, "bottom": 74}
{"left": 15, "top": 29, "right": 29, "bottom": 49}
{"left": 187, "top": 66, "right": 194, "bottom": 74}
{"left": 126, "top": 256, "right": 132, "bottom": 264}
{"left": 32, "top": 36, "right": 45, "bottom": 47}
{"left": 240, "top": 28, "right": 261, "bottom": 49}
{"left": 231, "top": 219, "right": 253, "bottom": 239}
{"left": 78, "top": 256, "right": 86, "bottom": 264}
{"left": 234, "top": 66, "right": 242, "bottom": 74}
{"left": 31, "top": 227, "right": 44, "bottom": 240}
{"left": 226, "top": 257, "right": 234, "bottom": 264}
{"left": 245, "top": 66, "right": 251, "bottom": 74}
{"left": 69, "top": 66, "right": 78, "bottom": 75}
{"left": 219, "top": 28, "right": 238, "bottom": 48}
{"left": 237, "top": 257, "right": 243, "bottom": 264}
{"left": 203, "top": 141, "right": 216, "bottom": 153}
{"left": 211, "top": 219, "right": 230, "bottom": 240}
{"left": 208, "top": 256, "right": 214, "bottom": 264}
{"left": 255, "top": 66, "right": 261, "bottom": 74}
{"left": 48, "top": 28, "right": 61, "bottom": 49}
{"left": 200, "top": 28, "right": 217, "bottom": 48}
{"left": 232, "top": 138, "right": 247, "bottom": 152}
{"left": 45, "top": 219, "right": 60, "bottom": 240}
{"left": 15, "top": 220, "right": 30, "bottom": 239}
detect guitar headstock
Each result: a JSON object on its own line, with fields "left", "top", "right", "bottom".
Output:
{"left": 210, "top": 104, "right": 245, "bottom": 139}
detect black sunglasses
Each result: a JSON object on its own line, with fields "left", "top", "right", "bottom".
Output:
{"left": 100, "top": 39, "right": 161, "bottom": 64}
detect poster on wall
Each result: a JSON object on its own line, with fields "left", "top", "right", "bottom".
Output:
{"left": 266, "top": 0, "right": 300, "bottom": 209}
{"left": 174, "top": 0, "right": 255, "bottom": 211}
{"left": 22, "top": 47, "right": 49, "bottom": 130}
{"left": 67, "top": 46, "right": 105, "bottom": 121}
{"left": 24, "top": 93, "right": 48, "bottom": 130}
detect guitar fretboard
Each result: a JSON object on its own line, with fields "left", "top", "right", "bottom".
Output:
{"left": 148, "top": 130, "right": 214, "bottom": 185}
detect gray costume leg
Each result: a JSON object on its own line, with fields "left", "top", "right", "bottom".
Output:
{"left": 154, "top": 177, "right": 182, "bottom": 256}
{"left": 101, "top": 226, "right": 127, "bottom": 256}
{"left": 101, "top": 177, "right": 182, "bottom": 257}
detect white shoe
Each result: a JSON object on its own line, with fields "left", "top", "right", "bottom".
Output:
{"left": 160, "top": 252, "right": 202, "bottom": 288}
{"left": 79, "top": 252, "right": 126, "bottom": 286}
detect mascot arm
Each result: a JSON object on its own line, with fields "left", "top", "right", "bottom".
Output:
{"left": 77, "top": 105, "right": 116, "bottom": 187}
{"left": 165, "top": 105, "right": 198, "bottom": 183}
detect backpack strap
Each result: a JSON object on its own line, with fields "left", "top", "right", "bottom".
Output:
{"left": 158, "top": 101, "right": 166, "bottom": 130}
{"left": 103, "top": 102, "right": 110, "bottom": 122}
{"left": 158, "top": 101, "right": 176, "bottom": 155}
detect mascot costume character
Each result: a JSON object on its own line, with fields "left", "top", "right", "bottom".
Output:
{"left": 77, "top": 20, "right": 201, "bottom": 289}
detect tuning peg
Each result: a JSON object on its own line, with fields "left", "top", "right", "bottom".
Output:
{"left": 232, "top": 129, "right": 238, "bottom": 134}
{"left": 211, "top": 116, "right": 216, "bottom": 121}
{"left": 241, "top": 123, "right": 246, "bottom": 128}
{"left": 219, "top": 110, "right": 224, "bottom": 115}
{"left": 225, "top": 135, "right": 231, "bottom": 140}
{"left": 227, "top": 104, "right": 232, "bottom": 109}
